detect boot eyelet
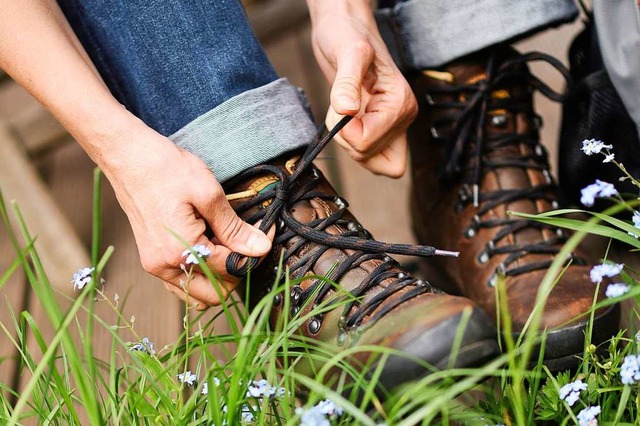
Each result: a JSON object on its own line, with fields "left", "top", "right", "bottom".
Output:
{"left": 551, "top": 200, "right": 559, "bottom": 209}
{"left": 533, "top": 116, "right": 543, "bottom": 129}
{"left": 535, "top": 145, "right": 545, "bottom": 157}
{"left": 465, "top": 227, "right": 476, "bottom": 238}
{"left": 273, "top": 294, "right": 282, "bottom": 306}
{"left": 425, "top": 93, "right": 435, "bottom": 105}
{"left": 333, "top": 196, "right": 348, "bottom": 209}
{"left": 308, "top": 317, "right": 322, "bottom": 334}
{"left": 277, "top": 218, "right": 286, "bottom": 232}
{"left": 478, "top": 251, "right": 489, "bottom": 264}
{"left": 336, "top": 330, "right": 348, "bottom": 346}
{"left": 556, "top": 228, "right": 564, "bottom": 238}
{"left": 430, "top": 126, "right": 440, "bottom": 139}
{"left": 398, "top": 272, "right": 406, "bottom": 279}
{"left": 290, "top": 286, "right": 302, "bottom": 302}
{"left": 458, "top": 184, "right": 471, "bottom": 202}
{"left": 347, "top": 221, "right": 359, "bottom": 232}
{"left": 291, "top": 305, "right": 300, "bottom": 316}
{"left": 543, "top": 170, "right": 552, "bottom": 184}
{"left": 491, "top": 114, "right": 508, "bottom": 128}
{"left": 488, "top": 274, "right": 498, "bottom": 287}
{"left": 415, "top": 279, "right": 426, "bottom": 287}
{"left": 488, "top": 264, "right": 506, "bottom": 287}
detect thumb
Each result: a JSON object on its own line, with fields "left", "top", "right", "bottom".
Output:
{"left": 330, "top": 42, "right": 373, "bottom": 115}
{"left": 197, "top": 193, "right": 272, "bottom": 257}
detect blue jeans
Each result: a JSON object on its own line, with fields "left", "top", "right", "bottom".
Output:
{"left": 57, "top": 0, "right": 317, "bottom": 182}
{"left": 58, "top": 0, "right": 578, "bottom": 182}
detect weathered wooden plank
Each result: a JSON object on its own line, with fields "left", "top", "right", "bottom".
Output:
{"left": 42, "top": 140, "right": 184, "bottom": 356}
{"left": 246, "top": 0, "right": 309, "bottom": 43}
{"left": 0, "top": 83, "right": 69, "bottom": 157}
{"left": 17, "top": 141, "right": 184, "bottom": 398}
{"left": 0, "top": 125, "right": 90, "bottom": 293}
{"left": 0, "top": 225, "right": 27, "bottom": 402}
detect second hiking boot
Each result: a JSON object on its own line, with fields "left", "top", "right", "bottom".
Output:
{"left": 223, "top": 119, "right": 499, "bottom": 392}
{"left": 406, "top": 46, "right": 620, "bottom": 370}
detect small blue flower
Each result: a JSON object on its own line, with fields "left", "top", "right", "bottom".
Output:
{"left": 558, "top": 379, "right": 587, "bottom": 407}
{"left": 629, "top": 211, "right": 640, "bottom": 238}
{"left": 246, "top": 379, "right": 286, "bottom": 399}
{"left": 296, "top": 399, "right": 343, "bottom": 426}
{"left": 581, "top": 139, "right": 612, "bottom": 156}
{"left": 72, "top": 267, "right": 95, "bottom": 291}
{"left": 589, "top": 262, "right": 623, "bottom": 283}
{"left": 296, "top": 407, "right": 331, "bottom": 426}
{"left": 182, "top": 244, "right": 212, "bottom": 265}
{"left": 577, "top": 405, "right": 600, "bottom": 426}
{"left": 221, "top": 404, "right": 255, "bottom": 424}
{"left": 603, "top": 153, "right": 615, "bottom": 163}
{"left": 177, "top": 370, "right": 197, "bottom": 387}
{"left": 240, "top": 405, "right": 255, "bottom": 423}
{"left": 605, "top": 283, "right": 630, "bottom": 298}
{"left": 580, "top": 180, "right": 618, "bottom": 207}
{"left": 314, "top": 399, "right": 343, "bottom": 417}
{"left": 621, "top": 355, "right": 640, "bottom": 384}
{"left": 130, "top": 337, "right": 155, "bottom": 355}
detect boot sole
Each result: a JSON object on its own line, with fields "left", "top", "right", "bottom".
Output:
{"left": 515, "top": 302, "right": 621, "bottom": 372}
{"left": 417, "top": 258, "right": 622, "bottom": 372}
{"left": 378, "top": 308, "right": 501, "bottom": 391}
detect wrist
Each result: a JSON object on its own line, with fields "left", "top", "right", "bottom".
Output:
{"left": 307, "top": 0, "right": 374, "bottom": 25}
{"left": 72, "top": 102, "right": 174, "bottom": 180}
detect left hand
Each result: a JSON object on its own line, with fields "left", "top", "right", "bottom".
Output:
{"left": 307, "top": 0, "right": 418, "bottom": 178}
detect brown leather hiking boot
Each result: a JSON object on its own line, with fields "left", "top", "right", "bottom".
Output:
{"left": 222, "top": 119, "right": 499, "bottom": 391}
{"left": 406, "top": 47, "right": 620, "bottom": 370}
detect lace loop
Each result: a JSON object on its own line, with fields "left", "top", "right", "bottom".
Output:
{"left": 424, "top": 49, "right": 583, "bottom": 279}
{"left": 223, "top": 116, "right": 456, "bottom": 329}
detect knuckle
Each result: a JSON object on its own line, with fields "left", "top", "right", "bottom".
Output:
{"left": 388, "top": 159, "right": 407, "bottom": 179}
{"left": 219, "top": 216, "right": 245, "bottom": 242}
{"left": 336, "top": 75, "right": 360, "bottom": 96}
{"left": 350, "top": 150, "right": 367, "bottom": 161}
{"left": 141, "top": 255, "right": 163, "bottom": 276}
{"left": 350, "top": 138, "right": 373, "bottom": 155}
{"left": 351, "top": 40, "right": 374, "bottom": 60}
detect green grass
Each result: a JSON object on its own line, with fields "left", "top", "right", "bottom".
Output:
{"left": 0, "top": 163, "right": 639, "bottom": 425}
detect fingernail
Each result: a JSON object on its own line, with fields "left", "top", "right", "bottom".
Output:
{"left": 247, "top": 230, "right": 271, "bottom": 253}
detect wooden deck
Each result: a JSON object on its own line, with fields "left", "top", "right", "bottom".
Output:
{"left": 1, "top": 2, "right": 635, "bottom": 400}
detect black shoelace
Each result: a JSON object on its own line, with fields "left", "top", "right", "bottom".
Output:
{"left": 224, "top": 117, "right": 457, "bottom": 332}
{"left": 425, "top": 50, "right": 585, "bottom": 284}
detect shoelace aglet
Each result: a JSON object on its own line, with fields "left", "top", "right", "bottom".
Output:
{"left": 434, "top": 249, "right": 460, "bottom": 258}
{"left": 473, "top": 184, "right": 479, "bottom": 207}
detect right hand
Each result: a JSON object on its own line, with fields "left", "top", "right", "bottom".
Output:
{"left": 102, "top": 124, "right": 273, "bottom": 310}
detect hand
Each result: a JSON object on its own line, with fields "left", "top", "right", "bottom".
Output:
{"left": 103, "top": 124, "right": 273, "bottom": 310}
{"left": 308, "top": 0, "right": 417, "bottom": 178}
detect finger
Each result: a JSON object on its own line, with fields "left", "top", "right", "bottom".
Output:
{"left": 205, "top": 221, "right": 276, "bottom": 275}
{"left": 193, "top": 184, "right": 272, "bottom": 257}
{"left": 360, "top": 136, "right": 408, "bottom": 178}
{"left": 330, "top": 41, "right": 373, "bottom": 115}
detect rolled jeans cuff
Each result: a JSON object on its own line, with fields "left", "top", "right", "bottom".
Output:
{"left": 170, "top": 78, "right": 317, "bottom": 183}
{"left": 376, "top": 0, "right": 579, "bottom": 70}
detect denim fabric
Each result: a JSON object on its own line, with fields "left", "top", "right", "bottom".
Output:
{"left": 376, "top": 0, "right": 579, "bottom": 70}
{"left": 58, "top": 0, "right": 317, "bottom": 182}
{"left": 171, "top": 79, "right": 317, "bottom": 182}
